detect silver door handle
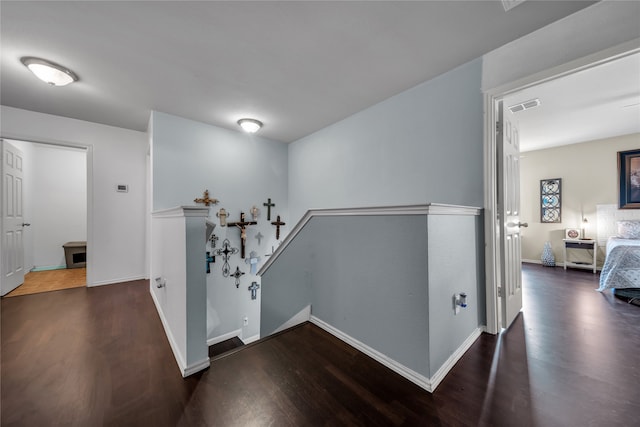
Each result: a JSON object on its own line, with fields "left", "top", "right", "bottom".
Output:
{"left": 507, "top": 222, "right": 528, "bottom": 228}
{"left": 21, "top": 223, "right": 31, "bottom": 227}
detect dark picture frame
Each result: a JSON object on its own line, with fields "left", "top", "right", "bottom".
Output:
{"left": 618, "top": 149, "right": 640, "bottom": 209}
{"left": 540, "top": 178, "right": 561, "bottom": 223}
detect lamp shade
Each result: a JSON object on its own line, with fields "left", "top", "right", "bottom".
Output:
{"left": 21, "top": 57, "right": 78, "bottom": 86}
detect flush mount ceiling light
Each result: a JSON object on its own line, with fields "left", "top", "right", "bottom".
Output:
{"left": 237, "top": 118, "right": 263, "bottom": 133}
{"left": 21, "top": 57, "right": 78, "bottom": 86}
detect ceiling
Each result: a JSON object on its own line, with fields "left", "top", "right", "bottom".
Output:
{"left": 1, "top": 1, "right": 600, "bottom": 143}
{"left": 504, "top": 52, "right": 640, "bottom": 152}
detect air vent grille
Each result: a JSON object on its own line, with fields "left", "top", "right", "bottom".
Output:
{"left": 508, "top": 98, "right": 540, "bottom": 113}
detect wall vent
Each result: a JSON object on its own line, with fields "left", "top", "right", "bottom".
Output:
{"left": 508, "top": 98, "right": 540, "bottom": 113}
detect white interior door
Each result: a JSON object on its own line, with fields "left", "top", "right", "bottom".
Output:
{"left": 2, "top": 140, "right": 26, "bottom": 295}
{"left": 497, "top": 102, "right": 526, "bottom": 329}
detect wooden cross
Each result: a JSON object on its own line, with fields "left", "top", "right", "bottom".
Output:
{"left": 248, "top": 281, "right": 260, "bottom": 300}
{"left": 227, "top": 212, "right": 257, "bottom": 258}
{"left": 271, "top": 215, "right": 286, "bottom": 240}
{"left": 230, "top": 266, "right": 245, "bottom": 288}
{"left": 215, "top": 238, "right": 239, "bottom": 277}
{"left": 194, "top": 189, "right": 219, "bottom": 206}
{"left": 263, "top": 198, "right": 276, "bottom": 220}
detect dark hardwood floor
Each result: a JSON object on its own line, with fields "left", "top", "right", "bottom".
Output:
{"left": 2, "top": 265, "right": 639, "bottom": 426}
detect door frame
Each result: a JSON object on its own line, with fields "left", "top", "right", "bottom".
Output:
{"left": 483, "top": 43, "right": 640, "bottom": 334}
{"left": 0, "top": 136, "right": 93, "bottom": 287}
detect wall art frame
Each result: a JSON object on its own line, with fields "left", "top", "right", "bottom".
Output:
{"left": 618, "top": 148, "right": 640, "bottom": 209}
{"left": 540, "top": 178, "right": 561, "bottom": 223}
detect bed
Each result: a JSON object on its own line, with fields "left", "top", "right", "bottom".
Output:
{"left": 597, "top": 220, "right": 640, "bottom": 305}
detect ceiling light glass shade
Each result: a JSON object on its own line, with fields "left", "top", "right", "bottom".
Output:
{"left": 237, "top": 118, "right": 263, "bottom": 133}
{"left": 21, "top": 57, "right": 78, "bottom": 86}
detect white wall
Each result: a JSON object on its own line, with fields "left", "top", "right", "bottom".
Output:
{"left": 0, "top": 106, "right": 147, "bottom": 286}
{"left": 151, "top": 111, "right": 288, "bottom": 342}
{"left": 288, "top": 58, "right": 484, "bottom": 223}
{"left": 10, "top": 141, "right": 87, "bottom": 270}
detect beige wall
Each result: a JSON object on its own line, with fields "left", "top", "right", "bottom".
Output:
{"left": 520, "top": 133, "right": 640, "bottom": 267}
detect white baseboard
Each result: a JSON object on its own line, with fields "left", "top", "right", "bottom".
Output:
{"left": 310, "top": 316, "right": 433, "bottom": 392}
{"left": 428, "top": 326, "right": 484, "bottom": 391}
{"left": 182, "top": 357, "right": 210, "bottom": 378}
{"left": 242, "top": 334, "right": 260, "bottom": 344}
{"left": 310, "top": 316, "right": 484, "bottom": 393}
{"left": 207, "top": 329, "right": 242, "bottom": 347}
{"left": 149, "top": 288, "right": 187, "bottom": 375}
{"left": 273, "top": 305, "right": 311, "bottom": 334}
{"left": 89, "top": 274, "right": 146, "bottom": 287}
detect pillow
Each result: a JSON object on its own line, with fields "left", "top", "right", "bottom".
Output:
{"left": 617, "top": 220, "right": 640, "bottom": 239}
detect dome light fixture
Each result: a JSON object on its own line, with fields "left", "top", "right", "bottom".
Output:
{"left": 21, "top": 57, "right": 78, "bottom": 86}
{"left": 237, "top": 118, "right": 263, "bottom": 133}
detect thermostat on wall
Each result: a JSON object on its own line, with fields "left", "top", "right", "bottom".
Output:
{"left": 116, "top": 184, "right": 128, "bottom": 193}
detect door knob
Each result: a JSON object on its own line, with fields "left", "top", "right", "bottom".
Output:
{"left": 21, "top": 223, "right": 31, "bottom": 227}
{"left": 517, "top": 222, "right": 528, "bottom": 228}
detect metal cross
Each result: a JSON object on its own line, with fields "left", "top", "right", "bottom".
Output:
{"left": 215, "top": 238, "right": 239, "bottom": 277}
{"left": 263, "top": 198, "right": 276, "bottom": 220}
{"left": 194, "top": 189, "right": 219, "bottom": 206}
{"left": 230, "top": 266, "right": 245, "bottom": 288}
{"left": 248, "top": 281, "right": 260, "bottom": 300}
{"left": 227, "top": 212, "right": 257, "bottom": 259}
{"left": 255, "top": 232, "right": 264, "bottom": 245}
{"left": 271, "top": 215, "right": 286, "bottom": 240}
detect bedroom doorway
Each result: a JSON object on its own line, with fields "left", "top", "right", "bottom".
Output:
{"left": 484, "top": 45, "right": 640, "bottom": 334}
{"left": 1, "top": 138, "right": 89, "bottom": 297}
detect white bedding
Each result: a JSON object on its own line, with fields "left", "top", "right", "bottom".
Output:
{"left": 597, "top": 237, "right": 640, "bottom": 291}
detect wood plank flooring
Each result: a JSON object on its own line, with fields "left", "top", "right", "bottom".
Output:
{"left": 1, "top": 264, "right": 639, "bottom": 426}
{"left": 3, "top": 267, "right": 86, "bottom": 297}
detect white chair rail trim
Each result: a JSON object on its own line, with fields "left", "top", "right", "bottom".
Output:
{"left": 258, "top": 203, "right": 481, "bottom": 276}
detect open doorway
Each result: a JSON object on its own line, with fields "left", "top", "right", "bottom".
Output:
{"left": 2, "top": 139, "right": 88, "bottom": 297}
{"left": 484, "top": 47, "right": 640, "bottom": 333}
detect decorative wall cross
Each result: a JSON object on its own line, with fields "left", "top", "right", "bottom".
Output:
{"left": 217, "top": 208, "right": 228, "bottom": 226}
{"left": 215, "top": 238, "right": 239, "bottom": 277}
{"left": 230, "top": 266, "right": 245, "bottom": 288}
{"left": 255, "top": 232, "right": 264, "bottom": 245}
{"left": 271, "top": 215, "right": 286, "bottom": 240}
{"left": 248, "top": 282, "right": 260, "bottom": 300}
{"left": 210, "top": 232, "right": 219, "bottom": 250}
{"left": 194, "top": 189, "right": 219, "bottom": 206}
{"left": 206, "top": 252, "right": 214, "bottom": 274}
{"left": 263, "top": 198, "right": 276, "bottom": 220}
{"left": 245, "top": 251, "right": 261, "bottom": 275}
{"left": 250, "top": 205, "right": 260, "bottom": 220}
{"left": 227, "top": 212, "right": 257, "bottom": 258}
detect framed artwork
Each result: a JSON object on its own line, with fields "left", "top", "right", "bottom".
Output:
{"left": 540, "top": 178, "right": 561, "bottom": 223}
{"left": 565, "top": 228, "right": 580, "bottom": 239}
{"left": 618, "top": 149, "right": 640, "bottom": 209}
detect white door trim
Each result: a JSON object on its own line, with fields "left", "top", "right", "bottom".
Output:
{"left": 483, "top": 41, "right": 640, "bottom": 334}
{"left": 0, "top": 136, "right": 93, "bottom": 286}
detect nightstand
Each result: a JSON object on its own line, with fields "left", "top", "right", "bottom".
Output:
{"left": 563, "top": 239, "right": 597, "bottom": 273}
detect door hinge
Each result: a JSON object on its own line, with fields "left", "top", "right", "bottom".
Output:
{"left": 498, "top": 286, "right": 503, "bottom": 298}
{"left": 496, "top": 121, "right": 501, "bottom": 133}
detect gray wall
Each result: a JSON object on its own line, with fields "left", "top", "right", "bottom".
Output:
{"left": 288, "top": 58, "right": 483, "bottom": 223}
{"left": 427, "top": 214, "right": 484, "bottom": 375}
{"left": 263, "top": 213, "right": 482, "bottom": 378}
{"left": 151, "top": 111, "right": 289, "bottom": 341}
